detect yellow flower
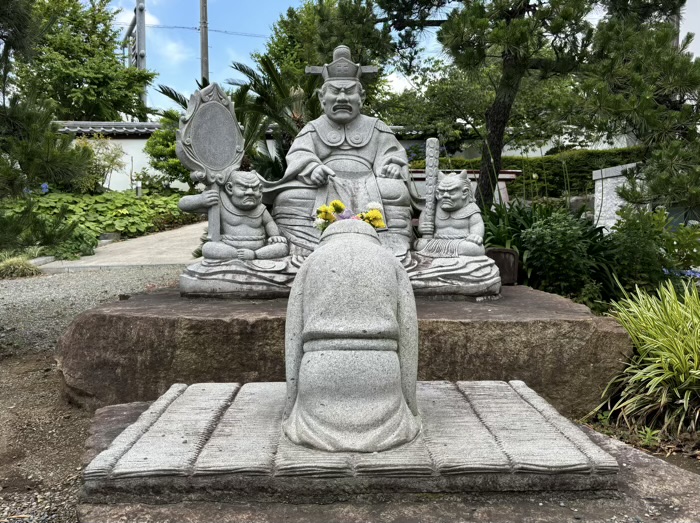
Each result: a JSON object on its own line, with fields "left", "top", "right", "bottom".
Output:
{"left": 329, "top": 200, "right": 345, "bottom": 213}
{"left": 316, "top": 204, "right": 337, "bottom": 222}
{"left": 365, "top": 208, "right": 382, "bottom": 220}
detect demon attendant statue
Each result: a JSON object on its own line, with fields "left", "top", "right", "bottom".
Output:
{"left": 408, "top": 138, "right": 501, "bottom": 297}
{"left": 176, "top": 83, "right": 294, "bottom": 297}
{"left": 264, "top": 45, "right": 414, "bottom": 258}
{"left": 283, "top": 219, "right": 421, "bottom": 451}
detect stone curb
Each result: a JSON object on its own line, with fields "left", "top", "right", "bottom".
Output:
{"left": 40, "top": 263, "right": 190, "bottom": 274}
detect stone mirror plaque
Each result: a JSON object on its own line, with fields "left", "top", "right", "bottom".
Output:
{"left": 176, "top": 82, "right": 244, "bottom": 176}
{"left": 190, "top": 102, "right": 239, "bottom": 171}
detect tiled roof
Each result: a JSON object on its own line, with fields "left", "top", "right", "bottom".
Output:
{"left": 54, "top": 121, "right": 161, "bottom": 136}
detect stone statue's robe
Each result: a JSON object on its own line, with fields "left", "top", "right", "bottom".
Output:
{"left": 283, "top": 221, "right": 420, "bottom": 452}
{"left": 264, "top": 114, "right": 409, "bottom": 253}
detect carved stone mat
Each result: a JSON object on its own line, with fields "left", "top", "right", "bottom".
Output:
{"left": 82, "top": 381, "right": 619, "bottom": 503}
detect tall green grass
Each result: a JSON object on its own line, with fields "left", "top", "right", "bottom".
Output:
{"left": 603, "top": 280, "right": 700, "bottom": 435}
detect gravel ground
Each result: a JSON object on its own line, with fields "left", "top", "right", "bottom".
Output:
{"left": 0, "top": 267, "right": 182, "bottom": 523}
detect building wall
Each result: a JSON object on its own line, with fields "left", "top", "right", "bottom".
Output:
{"left": 101, "top": 137, "right": 153, "bottom": 191}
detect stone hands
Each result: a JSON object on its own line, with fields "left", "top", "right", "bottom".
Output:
{"left": 418, "top": 222, "right": 434, "bottom": 238}
{"left": 267, "top": 236, "right": 288, "bottom": 245}
{"left": 309, "top": 164, "right": 335, "bottom": 186}
{"left": 466, "top": 234, "right": 483, "bottom": 245}
{"left": 201, "top": 189, "right": 219, "bottom": 207}
{"left": 380, "top": 157, "right": 408, "bottom": 179}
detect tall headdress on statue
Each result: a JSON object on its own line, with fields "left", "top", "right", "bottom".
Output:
{"left": 305, "top": 45, "right": 378, "bottom": 82}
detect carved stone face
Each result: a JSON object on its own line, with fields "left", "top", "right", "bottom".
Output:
{"left": 436, "top": 177, "right": 469, "bottom": 212}
{"left": 226, "top": 174, "right": 262, "bottom": 210}
{"left": 319, "top": 80, "right": 363, "bottom": 125}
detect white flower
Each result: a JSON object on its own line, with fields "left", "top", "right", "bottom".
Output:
{"left": 366, "top": 201, "right": 382, "bottom": 210}
{"left": 314, "top": 218, "right": 326, "bottom": 227}
{"left": 532, "top": 174, "right": 539, "bottom": 180}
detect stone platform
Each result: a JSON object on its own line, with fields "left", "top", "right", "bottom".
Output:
{"left": 57, "top": 286, "right": 632, "bottom": 418}
{"left": 82, "top": 381, "right": 618, "bottom": 505}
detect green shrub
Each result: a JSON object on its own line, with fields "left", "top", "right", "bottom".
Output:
{"left": 0, "top": 256, "right": 42, "bottom": 279}
{"left": 410, "top": 147, "right": 645, "bottom": 197}
{"left": 0, "top": 191, "right": 200, "bottom": 240}
{"left": 602, "top": 280, "right": 700, "bottom": 435}
{"left": 0, "top": 199, "right": 98, "bottom": 259}
{"left": 608, "top": 207, "right": 700, "bottom": 293}
{"left": 520, "top": 210, "right": 616, "bottom": 307}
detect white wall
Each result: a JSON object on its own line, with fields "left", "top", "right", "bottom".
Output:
{"left": 101, "top": 137, "right": 153, "bottom": 191}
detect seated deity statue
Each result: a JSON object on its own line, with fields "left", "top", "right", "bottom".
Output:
{"left": 414, "top": 171, "right": 486, "bottom": 257}
{"left": 179, "top": 171, "right": 289, "bottom": 261}
{"left": 408, "top": 166, "right": 501, "bottom": 297}
{"left": 263, "top": 45, "right": 414, "bottom": 258}
{"left": 283, "top": 219, "right": 421, "bottom": 452}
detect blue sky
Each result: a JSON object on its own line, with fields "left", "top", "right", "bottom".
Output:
{"left": 108, "top": 0, "right": 700, "bottom": 113}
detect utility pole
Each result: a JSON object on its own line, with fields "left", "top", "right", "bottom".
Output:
{"left": 121, "top": 0, "right": 147, "bottom": 117}
{"left": 200, "top": 0, "right": 209, "bottom": 84}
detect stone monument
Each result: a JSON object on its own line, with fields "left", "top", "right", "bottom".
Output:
{"left": 283, "top": 219, "right": 421, "bottom": 452}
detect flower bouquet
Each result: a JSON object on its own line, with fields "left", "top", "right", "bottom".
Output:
{"left": 315, "top": 200, "right": 386, "bottom": 232}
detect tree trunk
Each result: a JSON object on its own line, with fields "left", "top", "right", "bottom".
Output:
{"left": 476, "top": 55, "right": 526, "bottom": 209}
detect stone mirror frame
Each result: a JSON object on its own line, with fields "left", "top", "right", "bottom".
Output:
{"left": 176, "top": 83, "right": 244, "bottom": 241}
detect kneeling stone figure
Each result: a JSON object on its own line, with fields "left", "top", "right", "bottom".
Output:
{"left": 283, "top": 219, "right": 421, "bottom": 452}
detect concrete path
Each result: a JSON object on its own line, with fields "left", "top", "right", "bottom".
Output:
{"left": 40, "top": 222, "right": 205, "bottom": 273}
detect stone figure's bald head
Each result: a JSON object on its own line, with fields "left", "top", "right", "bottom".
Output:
{"left": 225, "top": 171, "right": 262, "bottom": 210}
{"left": 436, "top": 173, "right": 472, "bottom": 212}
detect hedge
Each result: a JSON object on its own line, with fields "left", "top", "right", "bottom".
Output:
{"left": 410, "top": 146, "right": 646, "bottom": 197}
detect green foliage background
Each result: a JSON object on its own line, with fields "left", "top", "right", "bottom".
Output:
{"left": 410, "top": 147, "right": 644, "bottom": 197}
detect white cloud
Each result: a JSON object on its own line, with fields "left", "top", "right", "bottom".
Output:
{"left": 385, "top": 71, "right": 413, "bottom": 94}
{"left": 157, "top": 39, "right": 195, "bottom": 66}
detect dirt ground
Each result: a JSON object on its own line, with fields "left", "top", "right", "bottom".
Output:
{"left": 0, "top": 353, "right": 90, "bottom": 522}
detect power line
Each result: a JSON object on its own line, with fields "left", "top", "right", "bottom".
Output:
{"left": 114, "top": 22, "right": 268, "bottom": 39}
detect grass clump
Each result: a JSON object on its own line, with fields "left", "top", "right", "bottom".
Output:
{"left": 0, "top": 256, "right": 41, "bottom": 279}
{"left": 602, "top": 280, "right": 700, "bottom": 436}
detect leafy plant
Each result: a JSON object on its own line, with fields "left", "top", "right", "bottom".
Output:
{"left": 143, "top": 110, "right": 194, "bottom": 191}
{"left": 521, "top": 210, "right": 614, "bottom": 300}
{"left": 0, "top": 198, "right": 98, "bottom": 259}
{"left": 609, "top": 206, "right": 676, "bottom": 292}
{"left": 637, "top": 426, "right": 661, "bottom": 449}
{"left": 602, "top": 280, "right": 700, "bottom": 436}
{"left": 73, "top": 134, "right": 127, "bottom": 193}
{"left": 1, "top": 191, "right": 200, "bottom": 240}
{"left": 0, "top": 256, "right": 41, "bottom": 279}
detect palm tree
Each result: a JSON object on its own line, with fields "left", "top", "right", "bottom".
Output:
{"left": 227, "top": 55, "right": 322, "bottom": 180}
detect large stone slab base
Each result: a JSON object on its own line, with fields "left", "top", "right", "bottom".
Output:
{"left": 82, "top": 381, "right": 618, "bottom": 506}
{"left": 57, "top": 286, "right": 632, "bottom": 418}
{"left": 77, "top": 425, "right": 700, "bottom": 523}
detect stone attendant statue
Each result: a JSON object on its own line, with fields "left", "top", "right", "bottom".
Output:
{"left": 408, "top": 139, "right": 501, "bottom": 297}
{"left": 264, "top": 45, "right": 414, "bottom": 258}
{"left": 414, "top": 170, "right": 485, "bottom": 257}
{"left": 176, "top": 82, "right": 295, "bottom": 297}
{"left": 179, "top": 171, "right": 289, "bottom": 261}
{"left": 283, "top": 219, "right": 421, "bottom": 452}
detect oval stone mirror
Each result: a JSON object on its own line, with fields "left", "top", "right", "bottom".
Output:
{"left": 190, "top": 102, "right": 239, "bottom": 172}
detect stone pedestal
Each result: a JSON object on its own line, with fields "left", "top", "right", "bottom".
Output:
{"left": 82, "top": 380, "right": 618, "bottom": 506}
{"left": 57, "top": 287, "right": 632, "bottom": 418}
